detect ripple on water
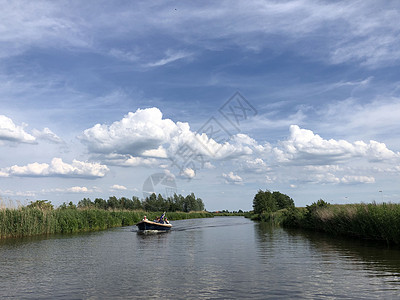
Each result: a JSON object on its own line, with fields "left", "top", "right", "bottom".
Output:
{"left": 1, "top": 217, "right": 400, "bottom": 299}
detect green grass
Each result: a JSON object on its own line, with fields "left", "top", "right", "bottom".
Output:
{"left": 281, "top": 203, "right": 400, "bottom": 245}
{"left": 0, "top": 208, "right": 213, "bottom": 239}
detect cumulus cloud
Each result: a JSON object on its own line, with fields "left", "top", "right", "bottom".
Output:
{"left": 240, "top": 158, "right": 269, "bottom": 173}
{"left": 32, "top": 127, "right": 63, "bottom": 143}
{"left": 341, "top": 175, "right": 375, "bottom": 184}
{"left": 204, "top": 161, "right": 216, "bottom": 169}
{"left": 0, "top": 190, "right": 35, "bottom": 198}
{"left": 67, "top": 186, "right": 90, "bottom": 193}
{"left": 80, "top": 107, "right": 262, "bottom": 163}
{"left": 0, "top": 170, "right": 9, "bottom": 177}
{"left": 99, "top": 154, "right": 159, "bottom": 167}
{"left": 180, "top": 167, "right": 196, "bottom": 179}
{"left": 222, "top": 171, "right": 243, "bottom": 185}
{"left": 39, "top": 186, "right": 94, "bottom": 194}
{"left": 111, "top": 184, "right": 127, "bottom": 190}
{"left": 0, "top": 115, "right": 36, "bottom": 144}
{"left": 304, "top": 165, "right": 343, "bottom": 172}
{"left": 80, "top": 107, "right": 178, "bottom": 155}
{"left": 274, "top": 125, "right": 400, "bottom": 164}
{"left": 265, "top": 175, "right": 276, "bottom": 183}
{"left": 309, "top": 173, "right": 341, "bottom": 184}
{"left": 2, "top": 158, "right": 109, "bottom": 178}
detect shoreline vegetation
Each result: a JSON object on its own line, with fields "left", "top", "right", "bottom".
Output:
{"left": 0, "top": 193, "right": 213, "bottom": 239}
{"left": 249, "top": 191, "right": 400, "bottom": 246}
{"left": 0, "top": 207, "right": 213, "bottom": 239}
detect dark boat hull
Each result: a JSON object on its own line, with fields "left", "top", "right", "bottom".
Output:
{"left": 136, "top": 220, "right": 172, "bottom": 232}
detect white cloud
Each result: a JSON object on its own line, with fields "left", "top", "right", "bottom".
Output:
{"left": 3, "top": 158, "right": 109, "bottom": 178}
{"left": 0, "top": 115, "right": 36, "bottom": 144}
{"left": 0, "top": 170, "right": 9, "bottom": 177}
{"left": 0, "top": 190, "right": 35, "bottom": 198}
{"left": 80, "top": 107, "right": 178, "bottom": 156}
{"left": 67, "top": 186, "right": 90, "bottom": 193}
{"left": 142, "top": 146, "right": 168, "bottom": 158}
{"left": 341, "top": 175, "right": 375, "bottom": 184}
{"left": 99, "top": 154, "right": 159, "bottom": 167}
{"left": 222, "top": 171, "right": 243, "bottom": 185}
{"left": 81, "top": 107, "right": 262, "bottom": 163}
{"left": 309, "top": 173, "right": 341, "bottom": 184}
{"left": 111, "top": 184, "right": 127, "bottom": 190}
{"left": 180, "top": 168, "right": 195, "bottom": 179}
{"left": 204, "top": 161, "right": 216, "bottom": 169}
{"left": 304, "top": 165, "right": 343, "bottom": 172}
{"left": 146, "top": 49, "right": 193, "bottom": 67}
{"left": 274, "top": 125, "right": 400, "bottom": 164}
{"left": 39, "top": 186, "right": 93, "bottom": 194}
{"left": 265, "top": 175, "right": 276, "bottom": 183}
{"left": 240, "top": 158, "right": 269, "bottom": 173}
{"left": 32, "top": 127, "right": 63, "bottom": 143}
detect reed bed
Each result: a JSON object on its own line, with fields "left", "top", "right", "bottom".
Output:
{"left": 282, "top": 202, "right": 400, "bottom": 245}
{"left": 0, "top": 208, "right": 213, "bottom": 239}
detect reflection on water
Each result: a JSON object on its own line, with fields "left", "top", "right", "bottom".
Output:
{"left": 286, "top": 228, "right": 400, "bottom": 279}
{"left": 255, "top": 222, "right": 400, "bottom": 298}
{"left": 1, "top": 217, "right": 400, "bottom": 299}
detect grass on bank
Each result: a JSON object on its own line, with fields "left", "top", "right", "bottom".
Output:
{"left": 0, "top": 207, "right": 213, "bottom": 239}
{"left": 282, "top": 201, "right": 400, "bottom": 244}
{"left": 248, "top": 200, "right": 400, "bottom": 245}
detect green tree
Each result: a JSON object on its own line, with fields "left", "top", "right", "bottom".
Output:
{"left": 273, "top": 191, "right": 295, "bottom": 210}
{"left": 94, "top": 198, "right": 107, "bottom": 210}
{"left": 253, "top": 190, "right": 294, "bottom": 215}
{"left": 78, "top": 198, "right": 94, "bottom": 209}
{"left": 253, "top": 190, "right": 274, "bottom": 214}
{"left": 132, "top": 196, "right": 142, "bottom": 210}
{"left": 143, "top": 193, "right": 157, "bottom": 211}
{"left": 196, "top": 197, "right": 205, "bottom": 211}
{"left": 107, "top": 196, "right": 120, "bottom": 210}
{"left": 27, "top": 200, "right": 54, "bottom": 210}
{"left": 184, "top": 193, "right": 196, "bottom": 212}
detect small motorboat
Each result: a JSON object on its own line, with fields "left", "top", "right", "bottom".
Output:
{"left": 135, "top": 213, "right": 172, "bottom": 233}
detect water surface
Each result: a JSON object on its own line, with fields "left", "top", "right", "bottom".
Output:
{"left": 1, "top": 217, "right": 399, "bottom": 299}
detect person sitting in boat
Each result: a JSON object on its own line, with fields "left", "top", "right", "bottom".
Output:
{"left": 164, "top": 217, "right": 169, "bottom": 224}
{"left": 143, "top": 215, "right": 147, "bottom": 220}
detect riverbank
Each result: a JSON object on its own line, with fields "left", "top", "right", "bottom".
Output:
{"left": 249, "top": 201, "right": 400, "bottom": 245}
{"left": 0, "top": 208, "right": 213, "bottom": 239}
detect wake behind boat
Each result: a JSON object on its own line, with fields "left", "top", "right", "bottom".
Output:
{"left": 135, "top": 213, "right": 172, "bottom": 233}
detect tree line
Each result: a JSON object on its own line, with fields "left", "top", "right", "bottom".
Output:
{"left": 74, "top": 192, "right": 205, "bottom": 212}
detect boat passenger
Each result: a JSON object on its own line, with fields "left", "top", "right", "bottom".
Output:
{"left": 143, "top": 216, "right": 147, "bottom": 220}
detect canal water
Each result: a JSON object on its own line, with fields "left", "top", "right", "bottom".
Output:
{"left": 1, "top": 217, "right": 400, "bottom": 299}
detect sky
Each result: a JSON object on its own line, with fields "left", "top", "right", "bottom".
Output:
{"left": 1, "top": 0, "right": 400, "bottom": 211}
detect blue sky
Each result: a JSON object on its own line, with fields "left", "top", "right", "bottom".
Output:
{"left": 1, "top": 1, "right": 400, "bottom": 210}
